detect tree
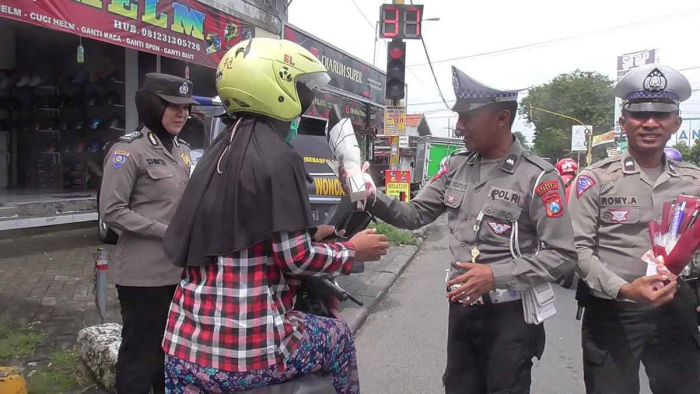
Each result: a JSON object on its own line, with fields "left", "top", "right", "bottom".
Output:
{"left": 671, "top": 141, "right": 700, "bottom": 165}
{"left": 519, "top": 70, "right": 615, "bottom": 162}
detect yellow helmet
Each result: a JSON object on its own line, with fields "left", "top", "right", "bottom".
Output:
{"left": 216, "top": 38, "right": 330, "bottom": 121}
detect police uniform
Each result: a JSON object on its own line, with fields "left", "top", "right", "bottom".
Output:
{"left": 369, "top": 67, "right": 577, "bottom": 393}
{"left": 98, "top": 73, "right": 197, "bottom": 394}
{"left": 570, "top": 64, "right": 700, "bottom": 394}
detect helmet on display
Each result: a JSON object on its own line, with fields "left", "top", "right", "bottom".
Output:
{"left": 87, "top": 140, "right": 101, "bottom": 153}
{"left": 107, "top": 115, "right": 124, "bottom": 130}
{"left": 215, "top": 38, "right": 330, "bottom": 121}
{"left": 105, "top": 91, "right": 121, "bottom": 106}
{"left": 555, "top": 158, "right": 579, "bottom": 186}
{"left": 85, "top": 92, "right": 103, "bottom": 107}
{"left": 664, "top": 147, "right": 683, "bottom": 162}
{"left": 88, "top": 117, "right": 103, "bottom": 130}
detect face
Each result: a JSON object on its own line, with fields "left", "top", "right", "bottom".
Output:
{"left": 619, "top": 110, "right": 681, "bottom": 155}
{"left": 162, "top": 103, "right": 190, "bottom": 135}
{"left": 455, "top": 106, "right": 506, "bottom": 152}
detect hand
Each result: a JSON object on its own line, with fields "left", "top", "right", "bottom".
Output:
{"left": 314, "top": 225, "right": 345, "bottom": 242}
{"left": 447, "top": 262, "right": 496, "bottom": 305}
{"left": 619, "top": 274, "right": 678, "bottom": 308}
{"left": 349, "top": 228, "right": 389, "bottom": 262}
{"left": 339, "top": 162, "right": 376, "bottom": 199}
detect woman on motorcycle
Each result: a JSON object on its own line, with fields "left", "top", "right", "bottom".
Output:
{"left": 161, "top": 38, "right": 389, "bottom": 394}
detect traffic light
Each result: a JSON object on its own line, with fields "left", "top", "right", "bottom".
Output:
{"left": 385, "top": 39, "right": 406, "bottom": 101}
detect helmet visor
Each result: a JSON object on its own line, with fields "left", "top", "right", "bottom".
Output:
{"left": 296, "top": 72, "right": 330, "bottom": 114}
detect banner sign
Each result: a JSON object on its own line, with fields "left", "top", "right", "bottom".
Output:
{"left": 385, "top": 170, "right": 411, "bottom": 201}
{"left": 284, "top": 24, "right": 386, "bottom": 106}
{"left": 305, "top": 91, "right": 369, "bottom": 129}
{"left": 592, "top": 130, "right": 616, "bottom": 147}
{"left": 571, "top": 125, "right": 591, "bottom": 152}
{"left": 0, "top": 0, "right": 253, "bottom": 68}
{"left": 384, "top": 106, "right": 407, "bottom": 136}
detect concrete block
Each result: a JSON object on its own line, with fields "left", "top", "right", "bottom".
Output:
{"left": 77, "top": 323, "right": 121, "bottom": 393}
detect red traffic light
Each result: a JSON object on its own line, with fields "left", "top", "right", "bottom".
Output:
{"left": 389, "top": 47, "right": 405, "bottom": 60}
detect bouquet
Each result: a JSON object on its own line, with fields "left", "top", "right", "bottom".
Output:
{"left": 647, "top": 195, "right": 700, "bottom": 275}
{"left": 325, "top": 106, "right": 375, "bottom": 203}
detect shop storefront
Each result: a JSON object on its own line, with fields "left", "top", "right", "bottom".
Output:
{"left": 0, "top": 0, "right": 259, "bottom": 229}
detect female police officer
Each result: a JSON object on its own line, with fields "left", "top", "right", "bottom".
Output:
{"left": 99, "top": 73, "right": 196, "bottom": 393}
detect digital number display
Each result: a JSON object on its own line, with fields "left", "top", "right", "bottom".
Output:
{"left": 379, "top": 4, "right": 424, "bottom": 40}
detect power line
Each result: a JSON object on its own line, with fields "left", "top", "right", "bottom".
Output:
{"left": 410, "top": 0, "right": 451, "bottom": 110}
{"left": 348, "top": 0, "right": 376, "bottom": 31}
{"left": 407, "top": 7, "right": 700, "bottom": 68}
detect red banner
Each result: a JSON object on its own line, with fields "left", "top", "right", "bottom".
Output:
{"left": 0, "top": 0, "right": 253, "bottom": 68}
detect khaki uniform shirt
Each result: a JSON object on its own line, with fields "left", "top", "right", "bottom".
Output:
{"left": 99, "top": 128, "right": 192, "bottom": 286}
{"left": 370, "top": 139, "right": 577, "bottom": 290}
{"left": 569, "top": 154, "right": 700, "bottom": 300}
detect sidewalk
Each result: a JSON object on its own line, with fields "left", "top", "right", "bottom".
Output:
{"left": 0, "top": 223, "right": 429, "bottom": 371}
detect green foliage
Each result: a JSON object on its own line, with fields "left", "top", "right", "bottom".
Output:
{"left": 0, "top": 319, "right": 44, "bottom": 361}
{"left": 370, "top": 221, "right": 417, "bottom": 246}
{"left": 27, "top": 350, "right": 81, "bottom": 393}
{"left": 671, "top": 141, "right": 700, "bottom": 165}
{"left": 520, "top": 70, "right": 615, "bottom": 161}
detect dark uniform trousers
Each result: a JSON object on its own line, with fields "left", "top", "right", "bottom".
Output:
{"left": 116, "top": 285, "right": 177, "bottom": 394}
{"left": 443, "top": 300, "right": 545, "bottom": 394}
{"left": 582, "top": 283, "right": 700, "bottom": 394}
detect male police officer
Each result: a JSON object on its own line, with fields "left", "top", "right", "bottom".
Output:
{"left": 365, "top": 67, "right": 577, "bottom": 393}
{"left": 569, "top": 64, "right": 700, "bottom": 394}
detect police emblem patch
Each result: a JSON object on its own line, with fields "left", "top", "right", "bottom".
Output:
{"left": 643, "top": 68, "right": 667, "bottom": 92}
{"left": 576, "top": 175, "right": 596, "bottom": 198}
{"left": 608, "top": 209, "right": 629, "bottom": 223}
{"left": 178, "top": 82, "right": 189, "bottom": 96}
{"left": 112, "top": 149, "right": 130, "bottom": 169}
{"left": 487, "top": 221, "right": 512, "bottom": 235}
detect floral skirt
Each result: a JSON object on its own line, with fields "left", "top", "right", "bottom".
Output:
{"left": 164, "top": 312, "right": 359, "bottom": 393}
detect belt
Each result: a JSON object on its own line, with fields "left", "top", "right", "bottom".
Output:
{"left": 470, "top": 288, "right": 521, "bottom": 305}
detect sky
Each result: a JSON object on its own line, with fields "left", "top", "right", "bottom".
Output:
{"left": 288, "top": 0, "right": 700, "bottom": 145}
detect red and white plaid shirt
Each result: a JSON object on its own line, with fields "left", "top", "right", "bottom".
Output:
{"left": 162, "top": 230, "right": 355, "bottom": 372}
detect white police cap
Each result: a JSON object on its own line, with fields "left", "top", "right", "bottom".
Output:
{"left": 614, "top": 64, "right": 691, "bottom": 112}
{"left": 451, "top": 66, "right": 518, "bottom": 113}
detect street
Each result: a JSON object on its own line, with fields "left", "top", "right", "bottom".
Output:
{"left": 355, "top": 219, "right": 652, "bottom": 394}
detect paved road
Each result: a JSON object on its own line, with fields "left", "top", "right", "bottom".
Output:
{"left": 355, "top": 220, "right": 652, "bottom": 394}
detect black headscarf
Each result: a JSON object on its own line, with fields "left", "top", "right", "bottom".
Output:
{"left": 164, "top": 115, "right": 314, "bottom": 267}
{"left": 135, "top": 89, "right": 175, "bottom": 152}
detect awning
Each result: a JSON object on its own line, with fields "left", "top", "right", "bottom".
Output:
{"left": 0, "top": 0, "right": 252, "bottom": 68}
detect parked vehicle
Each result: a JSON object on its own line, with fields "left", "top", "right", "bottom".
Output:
{"left": 413, "top": 136, "right": 465, "bottom": 186}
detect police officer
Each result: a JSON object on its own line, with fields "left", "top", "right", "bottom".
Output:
{"left": 569, "top": 64, "right": 700, "bottom": 394}
{"left": 99, "top": 73, "right": 196, "bottom": 393}
{"left": 364, "top": 67, "right": 577, "bottom": 393}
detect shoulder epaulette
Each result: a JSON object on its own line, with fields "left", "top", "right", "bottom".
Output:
{"left": 521, "top": 151, "right": 555, "bottom": 172}
{"left": 672, "top": 160, "right": 700, "bottom": 179}
{"left": 176, "top": 138, "right": 191, "bottom": 148}
{"left": 118, "top": 131, "right": 143, "bottom": 143}
{"left": 587, "top": 156, "right": 618, "bottom": 170}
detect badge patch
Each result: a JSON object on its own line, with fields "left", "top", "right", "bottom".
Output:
{"left": 148, "top": 132, "right": 159, "bottom": 146}
{"left": 181, "top": 153, "right": 192, "bottom": 167}
{"left": 447, "top": 195, "right": 455, "bottom": 204}
{"left": 112, "top": 149, "right": 130, "bottom": 169}
{"left": 576, "top": 175, "right": 596, "bottom": 198}
{"left": 487, "top": 221, "right": 512, "bottom": 235}
{"left": 535, "top": 180, "right": 559, "bottom": 197}
{"left": 490, "top": 187, "right": 522, "bottom": 205}
{"left": 608, "top": 209, "right": 630, "bottom": 223}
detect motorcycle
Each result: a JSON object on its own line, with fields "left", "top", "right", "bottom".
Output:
{"left": 247, "top": 200, "right": 374, "bottom": 393}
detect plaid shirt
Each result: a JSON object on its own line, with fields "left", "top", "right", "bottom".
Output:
{"left": 162, "top": 230, "right": 355, "bottom": 372}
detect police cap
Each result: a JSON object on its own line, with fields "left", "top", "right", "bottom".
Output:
{"left": 451, "top": 66, "right": 519, "bottom": 113}
{"left": 614, "top": 64, "right": 691, "bottom": 113}
{"left": 142, "top": 73, "right": 198, "bottom": 105}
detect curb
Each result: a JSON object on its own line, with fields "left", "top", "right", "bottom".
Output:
{"left": 339, "top": 225, "right": 430, "bottom": 334}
